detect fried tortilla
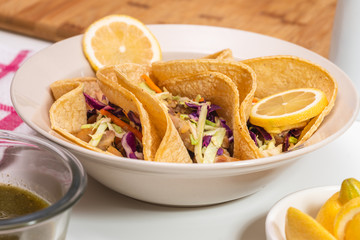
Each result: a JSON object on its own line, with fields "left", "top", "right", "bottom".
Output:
{"left": 201, "top": 48, "right": 234, "bottom": 60}
{"left": 241, "top": 55, "right": 338, "bottom": 157}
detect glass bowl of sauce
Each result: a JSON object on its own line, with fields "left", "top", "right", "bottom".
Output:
{"left": 0, "top": 130, "right": 87, "bottom": 240}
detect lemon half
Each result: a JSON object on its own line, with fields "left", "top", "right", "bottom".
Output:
{"left": 83, "top": 14, "right": 162, "bottom": 71}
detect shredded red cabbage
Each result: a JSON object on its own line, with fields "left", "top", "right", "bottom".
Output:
{"left": 220, "top": 119, "right": 234, "bottom": 143}
{"left": 107, "top": 102, "right": 125, "bottom": 118}
{"left": 217, "top": 148, "right": 224, "bottom": 155}
{"left": 208, "top": 104, "right": 221, "bottom": 114}
{"left": 254, "top": 126, "right": 272, "bottom": 141}
{"left": 206, "top": 115, "right": 216, "bottom": 123}
{"left": 121, "top": 132, "right": 137, "bottom": 159}
{"left": 83, "top": 93, "right": 107, "bottom": 110}
{"left": 128, "top": 111, "right": 142, "bottom": 132}
{"left": 189, "top": 112, "right": 199, "bottom": 121}
{"left": 203, "top": 135, "right": 212, "bottom": 147}
{"left": 185, "top": 102, "right": 201, "bottom": 109}
{"left": 249, "top": 130, "right": 258, "bottom": 147}
{"left": 289, "top": 128, "right": 301, "bottom": 138}
{"left": 185, "top": 102, "right": 221, "bottom": 123}
{"left": 283, "top": 133, "right": 290, "bottom": 152}
{"left": 103, "top": 105, "right": 115, "bottom": 112}
{"left": 283, "top": 128, "right": 301, "bottom": 152}
{"left": 128, "top": 152, "right": 138, "bottom": 159}
{"left": 128, "top": 111, "right": 141, "bottom": 127}
{"left": 206, "top": 104, "right": 220, "bottom": 122}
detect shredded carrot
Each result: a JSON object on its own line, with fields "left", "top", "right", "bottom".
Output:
{"left": 122, "top": 109, "right": 129, "bottom": 119}
{"left": 141, "top": 74, "right": 162, "bottom": 93}
{"left": 100, "top": 109, "right": 143, "bottom": 141}
{"left": 193, "top": 96, "right": 204, "bottom": 102}
{"left": 252, "top": 97, "right": 259, "bottom": 103}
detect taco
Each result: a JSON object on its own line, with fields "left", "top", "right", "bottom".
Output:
{"left": 241, "top": 55, "right": 338, "bottom": 157}
{"left": 151, "top": 72, "right": 242, "bottom": 163}
{"left": 96, "top": 66, "right": 193, "bottom": 163}
{"left": 97, "top": 64, "right": 247, "bottom": 163}
{"left": 49, "top": 76, "right": 160, "bottom": 161}
{"left": 150, "top": 59, "right": 259, "bottom": 159}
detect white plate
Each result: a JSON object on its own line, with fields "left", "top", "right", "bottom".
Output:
{"left": 10, "top": 25, "right": 359, "bottom": 206}
{"left": 266, "top": 186, "right": 339, "bottom": 240}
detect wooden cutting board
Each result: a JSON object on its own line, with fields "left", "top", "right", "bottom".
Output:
{"left": 0, "top": 0, "right": 337, "bottom": 57}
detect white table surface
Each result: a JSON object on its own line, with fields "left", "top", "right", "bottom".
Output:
{"left": 2, "top": 29, "right": 360, "bottom": 240}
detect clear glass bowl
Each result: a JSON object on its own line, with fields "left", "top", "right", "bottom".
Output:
{"left": 0, "top": 130, "right": 87, "bottom": 240}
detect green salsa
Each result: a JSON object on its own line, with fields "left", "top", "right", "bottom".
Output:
{"left": 0, "top": 184, "right": 49, "bottom": 219}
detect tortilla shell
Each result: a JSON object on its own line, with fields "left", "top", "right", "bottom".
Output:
{"left": 241, "top": 55, "right": 338, "bottom": 153}
{"left": 201, "top": 48, "right": 234, "bottom": 60}
{"left": 50, "top": 77, "right": 101, "bottom": 100}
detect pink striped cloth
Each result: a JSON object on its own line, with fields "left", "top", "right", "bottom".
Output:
{"left": 0, "top": 45, "right": 35, "bottom": 134}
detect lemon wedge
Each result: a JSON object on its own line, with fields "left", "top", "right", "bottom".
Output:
{"left": 285, "top": 207, "right": 336, "bottom": 240}
{"left": 345, "top": 212, "right": 360, "bottom": 240}
{"left": 334, "top": 197, "right": 360, "bottom": 240}
{"left": 316, "top": 192, "right": 342, "bottom": 235}
{"left": 83, "top": 14, "right": 162, "bottom": 71}
{"left": 249, "top": 88, "right": 328, "bottom": 133}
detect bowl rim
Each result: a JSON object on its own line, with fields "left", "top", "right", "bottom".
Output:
{"left": 10, "top": 24, "right": 360, "bottom": 174}
{"left": 0, "top": 130, "right": 87, "bottom": 231}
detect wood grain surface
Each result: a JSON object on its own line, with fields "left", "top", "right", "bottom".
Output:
{"left": 0, "top": 0, "right": 337, "bottom": 57}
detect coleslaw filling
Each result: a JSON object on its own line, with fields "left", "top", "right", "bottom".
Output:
{"left": 73, "top": 93, "right": 143, "bottom": 159}
{"left": 140, "top": 81, "right": 233, "bottom": 163}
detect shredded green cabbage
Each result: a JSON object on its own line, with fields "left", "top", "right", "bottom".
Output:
{"left": 203, "top": 128, "right": 226, "bottom": 163}
{"left": 89, "top": 122, "right": 108, "bottom": 147}
{"left": 194, "top": 104, "right": 208, "bottom": 163}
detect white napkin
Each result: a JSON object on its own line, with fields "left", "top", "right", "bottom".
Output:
{"left": 0, "top": 44, "right": 35, "bottom": 134}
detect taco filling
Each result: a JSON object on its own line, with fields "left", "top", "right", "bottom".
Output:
{"left": 247, "top": 122, "right": 302, "bottom": 156}
{"left": 160, "top": 92, "right": 233, "bottom": 163}
{"left": 139, "top": 75, "right": 233, "bottom": 163}
{"left": 73, "top": 92, "right": 144, "bottom": 159}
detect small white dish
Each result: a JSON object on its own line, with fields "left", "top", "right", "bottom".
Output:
{"left": 10, "top": 25, "right": 359, "bottom": 206}
{"left": 266, "top": 186, "right": 339, "bottom": 240}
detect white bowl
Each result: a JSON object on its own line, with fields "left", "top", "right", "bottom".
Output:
{"left": 0, "top": 130, "right": 87, "bottom": 239}
{"left": 11, "top": 25, "right": 359, "bottom": 206}
{"left": 266, "top": 186, "right": 339, "bottom": 240}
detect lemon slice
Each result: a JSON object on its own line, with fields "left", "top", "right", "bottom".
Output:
{"left": 83, "top": 14, "right": 162, "bottom": 71}
{"left": 285, "top": 207, "right": 336, "bottom": 240}
{"left": 334, "top": 197, "right": 360, "bottom": 240}
{"left": 249, "top": 88, "right": 328, "bottom": 132}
